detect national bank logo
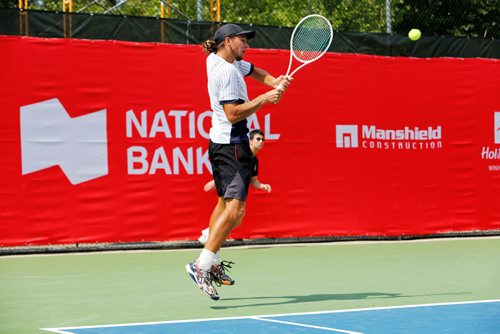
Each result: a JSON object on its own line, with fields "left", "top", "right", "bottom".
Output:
{"left": 20, "top": 98, "right": 108, "bottom": 185}
{"left": 335, "top": 124, "right": 442, "bottom": 150}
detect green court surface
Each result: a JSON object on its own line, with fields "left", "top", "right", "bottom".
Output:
{"left": 1, "top": 237, "right": 499, "bottom": 334}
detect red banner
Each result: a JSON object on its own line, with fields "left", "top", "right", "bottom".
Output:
{"left": 1, "top": 35, "right": 499, "bottom": 247}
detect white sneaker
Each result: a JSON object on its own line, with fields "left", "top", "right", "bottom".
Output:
{"left": 198, "top": 228, "right": 210, "bottom": 245}
{"left": 185, "top": 261, "right": 219, "bottom": 300}
{"left": 212, "top": 260, "right": 235, "bottom": 286}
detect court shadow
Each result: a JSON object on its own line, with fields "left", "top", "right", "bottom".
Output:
{"left": 210, "top": 292, "right": 470, "bottom": 310}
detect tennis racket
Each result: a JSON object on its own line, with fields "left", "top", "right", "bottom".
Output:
{"left": 278, "top": 14, "right": 333, "bottom": 89}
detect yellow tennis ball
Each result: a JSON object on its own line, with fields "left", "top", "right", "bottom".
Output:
{"left": 408, "top": 29, "right": 421, "bottom": 41}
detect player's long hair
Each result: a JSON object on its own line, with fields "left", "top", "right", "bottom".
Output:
{"left": 202, "top": 39, "right": 223, "bottom": 54}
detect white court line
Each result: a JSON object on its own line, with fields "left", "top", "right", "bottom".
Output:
{"left": 251, "top": 316, "right": 363, "bottom": 334}
{"left": 41, "top": 299, "right": 500, "bottom": 333}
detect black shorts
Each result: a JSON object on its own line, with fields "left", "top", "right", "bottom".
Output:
{"left": 208, "top": 140, "right": 254, "bottom": 201}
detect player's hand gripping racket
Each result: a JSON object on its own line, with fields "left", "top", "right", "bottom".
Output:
{"left": 278, "top": 14, "right": 333, "bottom": 90}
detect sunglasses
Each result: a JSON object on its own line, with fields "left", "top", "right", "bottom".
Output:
{"left": 253, "top": 137, "right": 265, "bottom": 142}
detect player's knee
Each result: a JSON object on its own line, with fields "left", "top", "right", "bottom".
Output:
{"left": 228, "top": 205, "right": 245, "bottom": 224}
{"left": 234, "top": 211, "right": 245, "bottom": 227}
{"left": 235, "top": 205, "right": 246, "bottom": 221}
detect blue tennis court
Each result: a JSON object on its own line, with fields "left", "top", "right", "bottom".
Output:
{"left": 43, "top": 300, "right": 500, "bottom": 334}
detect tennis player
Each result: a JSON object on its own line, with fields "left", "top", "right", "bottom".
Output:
{"left": 199, "top": 129, "right": 271, "bottom": 244}
{"left": 185, "top": 24, "right": 291, "bottom": 300}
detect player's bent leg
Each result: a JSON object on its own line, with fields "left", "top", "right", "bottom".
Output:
{"left": 204, "top": 198, "right": 245, "bottom": 252}
{"left": 199, "top": 197, "right": 227, "bottom": 245}
{"left": 209, "top": 197, "right": 226, "bottom": 230}
{"left": 224, "top": 198, "right": 246, "bottom": 227}
{"left": 203, "top": 199, "right": 245, "bottom": 287}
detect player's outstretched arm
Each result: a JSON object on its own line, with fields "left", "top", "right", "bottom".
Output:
{"left": 251, "top": 67, "right": 293, "bottom": 89}
{"left": 223, "top": 89, "right": 282, "bottom": 124}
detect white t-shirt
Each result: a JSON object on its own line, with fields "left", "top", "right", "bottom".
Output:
{"left": 206, "top": 53, "right": 254, "bottom": 144}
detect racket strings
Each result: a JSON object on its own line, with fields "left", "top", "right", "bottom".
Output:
{"left": 291, "top": 17, "right": 332, "bottom": 63}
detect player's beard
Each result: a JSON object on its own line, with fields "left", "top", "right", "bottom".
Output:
{"left": 234, "top": 53, "right": 243, "bottom": 61}
{"left": 234, "top": 48, "right": 245, "bottom": 61}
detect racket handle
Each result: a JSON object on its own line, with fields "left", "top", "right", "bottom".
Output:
{"left": 277, "top": 75, "right": 288, "bottom": 91}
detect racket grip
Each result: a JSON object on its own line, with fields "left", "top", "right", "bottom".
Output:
{"left": 277, "top": 75, "right": 289, "bottom": 91}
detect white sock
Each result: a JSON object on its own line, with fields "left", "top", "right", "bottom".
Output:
{"left": 214, "top": 251, "right": 221, "bottom": 265}
{"left": 197, "top": 249, "right": 217, "bottom": 271}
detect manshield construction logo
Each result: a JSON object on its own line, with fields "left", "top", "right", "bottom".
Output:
{"left": 20, "top": 98, "right": 108, "bottom": 185}
{"left": 336, "top": 125, "right": 358, "bottom": 148}
{"left": 335, "top": 123, "right": 442, "bottom": 150}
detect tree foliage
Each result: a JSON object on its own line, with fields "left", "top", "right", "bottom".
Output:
{"left": 392, "top": 0, "right": 498, "bottom": 38}
{"left": 1, "top": 0, "right": 497, "bottom": 37}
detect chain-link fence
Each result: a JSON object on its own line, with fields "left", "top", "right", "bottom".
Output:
{"left": 2, "top": 0, "right": 498, "bottom": 38}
